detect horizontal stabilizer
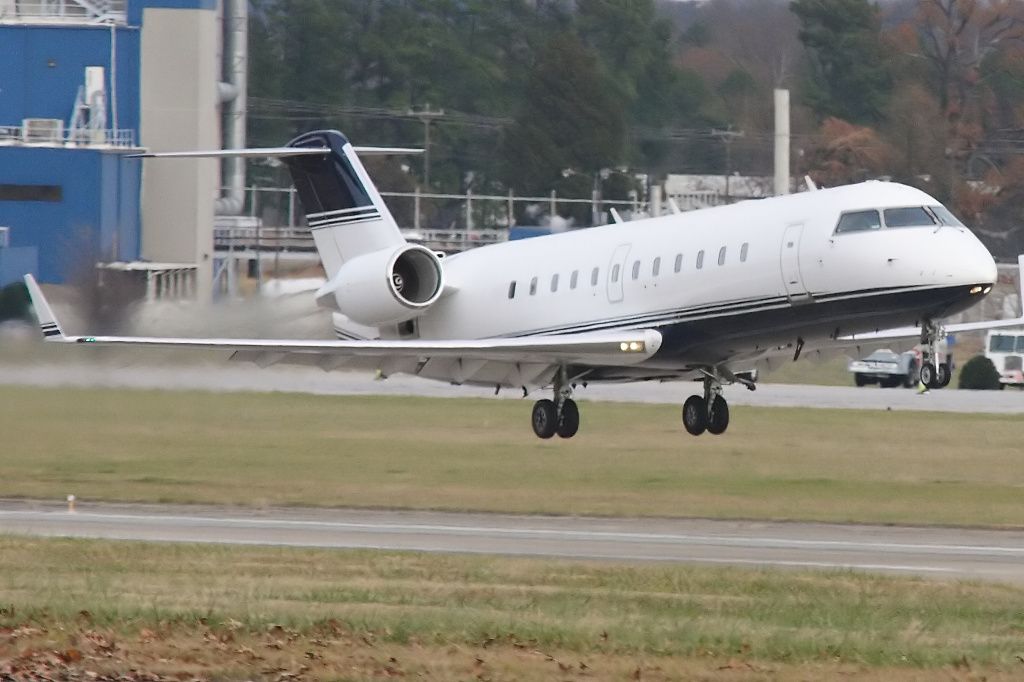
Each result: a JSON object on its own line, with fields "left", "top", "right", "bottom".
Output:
{"left": 128, "top": 146, "right": 423, "bottom": 160}
{"left": 127, "top": 147, "right": 329, "bottom": 159}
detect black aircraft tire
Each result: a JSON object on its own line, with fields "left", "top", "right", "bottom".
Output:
{"left": 707, "top": 395, "right": 730, "bottom": 435}
{"left": 682, "top": 395, "right": 708, "bottom": 436}
{"left": 532, "top": 399, "right": 558, "bottom": 439}
{"left": 937, "top": 363, "right": 952, "bottom": 388}
{"left": 920, "top": 362, "right": 936, "bottom": 388}
{"left": 557, "top": 399, "right": 580, "bottom": 439}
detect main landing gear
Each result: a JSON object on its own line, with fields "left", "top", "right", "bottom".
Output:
{"left": 681, "top": 370, "right": 755, "bottom": 437}
{"left": 531, "top": 368, "right": 580, "bottom": 439}
{"left": 919, "top": 320, "right": 952, "bottom": 389}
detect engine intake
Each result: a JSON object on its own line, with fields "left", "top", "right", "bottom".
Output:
{"left": 319, "top": 245, "right": 445, "bottom": 326}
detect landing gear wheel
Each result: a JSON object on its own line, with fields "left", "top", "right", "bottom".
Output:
{"left": 531, "top": 399, "right": 558, "bottom": 439}
{"left": 682, "top": 395, "right": 708, "bottom": 436}
{"left": 936, "top": 363, "right": 952, "bottom": 388}
{"left": 706, "top": 395, "right": 730, "bottom": 435}
{"left": 920, "top": 362, "right": 936, "bottom": 388}
{"left": 557, "top": 399, "right": 579, "bottom": 439}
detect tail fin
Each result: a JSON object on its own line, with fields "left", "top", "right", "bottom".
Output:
{"left": 284, "top": 130, "right": 405, "bottom": 278}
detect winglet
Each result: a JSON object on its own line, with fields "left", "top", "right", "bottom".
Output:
{"left": 23, "top": 274, "right": 67, "bottom": 341}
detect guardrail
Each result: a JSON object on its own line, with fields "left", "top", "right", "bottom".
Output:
{"left": 0, "top": 125, "right": 136, "bottom": 148}
{"left": 213, "top": 225, "right": 507, "bottom": 255}
{"left": 0, "top": 0, "right": 126, "bottom": 24}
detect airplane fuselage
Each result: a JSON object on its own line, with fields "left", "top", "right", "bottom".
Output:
{"left": 364, "top": 181, "right": 995, "bottom": 381}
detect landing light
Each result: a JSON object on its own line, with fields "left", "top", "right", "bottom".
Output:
{"left": 983, "top": 286, "right": 993, "bottom": 294}
{"left": 620, "top": 341, "right": 645, "bottom": 353}
{"left": 970, "top": 286, "right": 984, "bottom": 295}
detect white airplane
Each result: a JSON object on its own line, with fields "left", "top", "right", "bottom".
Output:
{"left": 23, "top": 130, "right": 1024, "bottom": 439}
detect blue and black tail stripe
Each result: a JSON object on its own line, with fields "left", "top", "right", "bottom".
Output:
{"left": 307, "top": 206, "right": 382, "bottom": 230}
{"left": 40, "top": 322, "right": 61, "bottom": 338}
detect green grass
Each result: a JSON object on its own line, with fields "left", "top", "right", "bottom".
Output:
{"left": 2, "top": 535, "right": 1024, "bottom": 670}
{"left": 2, "top": 385, "right": 1024, "bottom": 526}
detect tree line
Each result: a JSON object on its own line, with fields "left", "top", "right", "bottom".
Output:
{"left": 249, "top": 0, "right": 1024, "bottom": 255}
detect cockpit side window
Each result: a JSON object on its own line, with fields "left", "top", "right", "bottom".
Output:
{"left": 884, "top": 207, "right": 936, "bottom": 228}
{"left": 929, "top": 205, "right": 966, "bottom": 227}
{"left": 835, "top": 210, "right": 881, "bottom": 234}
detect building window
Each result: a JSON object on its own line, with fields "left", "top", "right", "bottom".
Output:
{"left": 740, "top": 242, "right": 749, "bottom": 262}
{"left": 0, "top": 184, "right": 61, "bottom": 202}
{"left": 718, "top": 246, "right": 727, "bottom": 266}
{"left": 529, "top": 276, "right": 538, "bottom": 295}
{"left": 508, "top": 281, "right": 516, "bottom": 299}
{"left": 632, "top": 260, "right": 641, "bottom": 280}
{"left": 591, "top": 267, "right": 599, "bottom": 286}
{"left": 674, "top": 253, "right": 683, "bottom": 273}
{"left": 652, "top": 257, "right": 661, "bottom": 277}
{"left": 550, "top": 273, "right": 559, "bottom": 292}
{"left": 570, "top": 270, "right": 579, "bottom": 289}
{"left": 612, "top": 264, "right": 620, "bottom": 283}
{"left": 696, "top": 250, "right": 704, "bottom": 269}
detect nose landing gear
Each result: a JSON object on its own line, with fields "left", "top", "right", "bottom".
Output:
{"left": 919, "top": 320, "right": 952, "bottom": 389}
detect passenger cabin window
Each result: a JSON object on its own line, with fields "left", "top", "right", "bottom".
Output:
{"left": 508, "top": 281, "right": 516, "bottom": 299}
{"left": 570, "top": 270, "right": 579, "bottom": 289}
{"left": 718, "top": 246, "right": 726, "bottom": 266}
{"left": 611, "top": 264, "right": 620, "bottom": 282}
{"left": 652, "top": 257, "right": 661, "bottom": 277}
{"left": 632, "top": 260, "right": 641, "bottom": 280}
{"left": 550, "top": 273, "right": 559, "bottom": 292}
{"left": 591, "top": 267, "right": 599, "bottom": 286}
{"left": 930, "top": 205, "right": 966, "bottom": 227}
{"left": 529, "top": 277, "right": 538, "bottom": 296}
{"left": 835, "top": 210, "right": 881, "bottom": 234}
{"left": 674, "top": 254, "right": 683, "bottom": 273}
{"left": 696, "top": 250, "right": 705, "bottom": 269}
{"left": 884, "top": 207, "right": 936, "bottom": 228}
{"left": 740, "top": 242, "right": 749, "bottom": 262}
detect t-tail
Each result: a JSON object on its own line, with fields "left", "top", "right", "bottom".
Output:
{"left": 283, "top": 130, "right": 405, "bottom": 278}
{"left": 132, "top": 130, "right": 445, "bottom": 328}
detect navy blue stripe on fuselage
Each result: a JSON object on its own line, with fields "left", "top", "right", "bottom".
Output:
{"left": 503, "top": 283, "right": 971, "bottom": 339}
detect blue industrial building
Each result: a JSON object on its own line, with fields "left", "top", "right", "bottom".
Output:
{"left": 0, "top": 0, "right": 214, "bottom": 287}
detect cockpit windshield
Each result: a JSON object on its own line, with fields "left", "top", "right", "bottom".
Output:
{"left": 929, "top": 205, "right": 966, "bottom": 227}
{"left": 835, "top": 210, "right": 881, "bottom": 233}
{"left": 884, "top": 207, "right": 935, "bottom": 228}
{"left": 834, "top": 204, "right": 967, "bottom": 235}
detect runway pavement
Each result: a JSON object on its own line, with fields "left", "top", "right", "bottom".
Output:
{"left": 3, "top": 361, "right": 1024, "bottom": 413}
{"left": 3, "top": 500, "right": 1023, "bottom": 583}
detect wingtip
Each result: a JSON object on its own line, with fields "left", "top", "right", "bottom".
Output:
{"left": 22, "top": 274, "right": 66, "bottom": 341}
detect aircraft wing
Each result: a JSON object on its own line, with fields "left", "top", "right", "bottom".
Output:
{"left": 23, "top": 275, "right": 660, "bottom": 372}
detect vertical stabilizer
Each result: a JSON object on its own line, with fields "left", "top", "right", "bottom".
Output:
{"left": 285, "top": 130, "right": 405, "bottom": 278}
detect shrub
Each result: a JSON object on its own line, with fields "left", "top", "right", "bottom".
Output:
{"left": 957, "top": 354, "right": 1002, "bottom": 390}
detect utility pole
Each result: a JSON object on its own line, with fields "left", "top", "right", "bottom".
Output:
{"left": 712, "top": 127, "right": 744, "bottom": 203}
{"left": 408, "top": 106, "right": 445, "bottom": 188}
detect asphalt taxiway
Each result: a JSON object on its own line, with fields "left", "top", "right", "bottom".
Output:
{"left": 2, "top": 500, "right": 1023, "bottom": 583}
{"left": 3, "top": 362, "right": 1024, "bottom": 413}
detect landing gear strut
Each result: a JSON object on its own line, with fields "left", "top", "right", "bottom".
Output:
{"left": 919, "top": 320, "right": 952, "bottom": 389}
{"left": 531, "top": 367, "right": 580, "bottom": 439}
{"left": 681, "top": 369, "right": 753, "bottom": 437}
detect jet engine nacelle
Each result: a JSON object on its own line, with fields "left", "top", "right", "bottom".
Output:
{"left": 317, "top": 244, "right": 445, "bottom": 327}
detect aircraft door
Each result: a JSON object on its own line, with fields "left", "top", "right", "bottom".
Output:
{"left": 779, "top": 223, "right": 811, "bottom": 302}
{"left": 607, "top": 243, "right": 631, "bottom": 303}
